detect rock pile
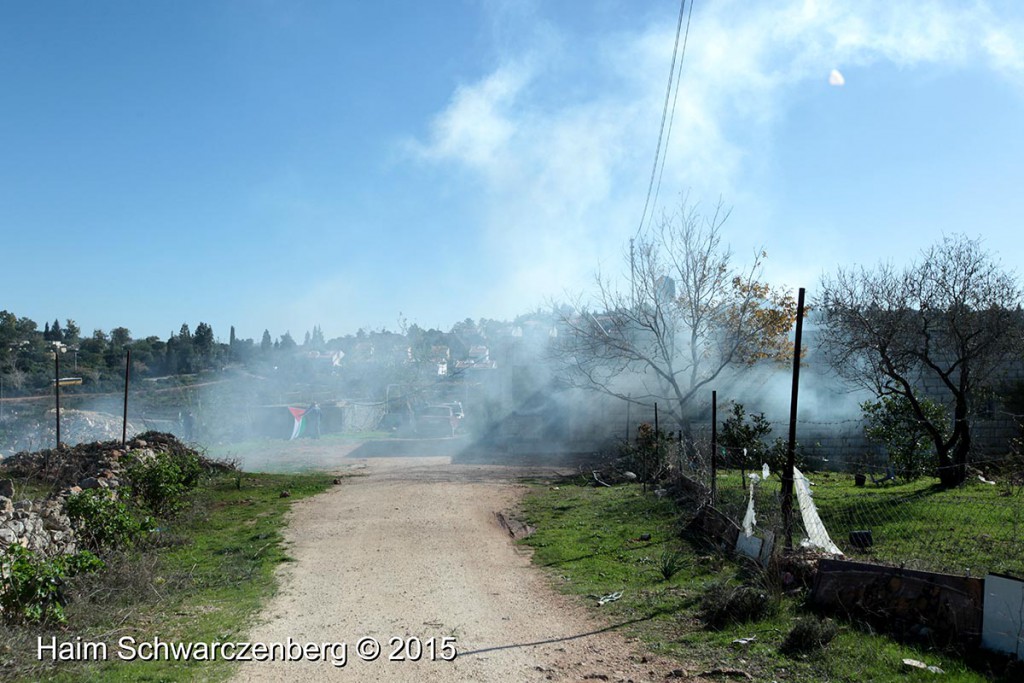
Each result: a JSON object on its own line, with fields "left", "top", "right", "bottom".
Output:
{"left": 0, "top": 487, "right": 77, "bottom": 557}
{"left": 0, "top": 431, "right": 204, "bottom": 490}
{"left": 0, "top": 432, "right": 224, "bottom": 558}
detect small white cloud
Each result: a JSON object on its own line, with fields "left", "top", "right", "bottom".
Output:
{"left": 416, "top": 65, "right": 529, "bottom": 170}
{"left": 829, "top": 68, "right": 846, "bottom": 86}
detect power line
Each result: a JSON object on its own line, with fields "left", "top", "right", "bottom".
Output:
{"left": 649, "top": 0, "right": 695, "bottom": 227}
{"left": 635, "top": 0, "right": 692, "bottom": 238}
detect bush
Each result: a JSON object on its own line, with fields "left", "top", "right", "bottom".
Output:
{"left": 0, "top": 545, "right": 103, "bottom": 625}
{"left": 862, "top": 395, "right": 948, "bottom": 481}
{"left": 659, "top": 547, "right": 687, "bottom": 580}
{"left": 698, "top": 580, "right": 776, "bottom": 629}
{"left": 620, "top": 423, "right": 679, "bottom": 483}
{"left": 781, "top": 615, "right": 839, "bottom": 654}
{"left": 65, "top": 488, "right": 149, "bottom": 551}
{"left": 125, "top": 450, "right": 203, "bottom": 516}
{"left": 719, "top": 403, "right": 801, "bottom": 477}
{"left": 720, "top": 403, "right": 773, "bottom": 472}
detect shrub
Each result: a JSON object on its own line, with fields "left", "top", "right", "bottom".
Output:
{"left": 720, "top": 403, "right": 773, "bottom": 473}
{"left": 65, "top": 488, "right": 149, "bottom": 551}
{"left": 698, "top": 580, "right": 776, "bottom": 629}
{"left": 0, "top": 545, "right": 103, "bottom": 625}
{"left": 781, "top": 616, "right": 839, "bottom": 654}
{"left": 719, "top": 403, "right": 801, "bottom": 477}
{"left": 621, "top": 423, "right": 679, "bottom": 484}
{"left": 862, "top": 395, "right": 948, "bottom": 481}
{"left": 659, "top": 547, "right": 687, "bottom": 580}
{"left": 124, "top": 450, "right": 203, "bottom": 516}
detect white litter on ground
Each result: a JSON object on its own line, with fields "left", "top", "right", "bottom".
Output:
{"left": 742, "top": 479, "right": 757, "bottom": 537}
{"left": 794, "top": 467, "right": 843, "bottom": 555}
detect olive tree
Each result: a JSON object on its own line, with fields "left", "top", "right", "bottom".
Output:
{"left": 819, "top": 234, "right": 1024, "bottom": 486}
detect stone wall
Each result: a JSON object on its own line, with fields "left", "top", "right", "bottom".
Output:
{"left": 1, "top": 433, "right": 199, "bottom": 560}
{"left": 0, "top": 480, "right": 77, "bottom": 557}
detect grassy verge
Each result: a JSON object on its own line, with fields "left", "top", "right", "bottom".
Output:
{"left": 519, "top": 477, "right": 1016, "bottom": 683}
{"left": 0, "top": 471, "right": 334, "bottom": 682}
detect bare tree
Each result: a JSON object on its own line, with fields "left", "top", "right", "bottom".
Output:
{"left": 819, "top": 234, "right": 1024, "bottom": 486}
{"left": 555, "top": 198, "right": 798, "bottom": 435}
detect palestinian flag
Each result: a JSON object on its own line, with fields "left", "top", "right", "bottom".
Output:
{"left": 288, "top": 406, "right": 308, "bottom": 440}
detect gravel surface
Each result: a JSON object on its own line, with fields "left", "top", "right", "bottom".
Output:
{"left": 231, "top": 454, "right": 696, "bottom": 682}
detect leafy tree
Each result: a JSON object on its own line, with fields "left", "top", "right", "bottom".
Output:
{"left": 51, "top": 319, "right": 63, "bottom": 342}
{"left": 261, "top": 329, "right": 272, "bottom": 353}
{"left": 278, "top": 331, "right": 297, "bottom": 351}
{"left": 128, "top": 336, "right": 162, "bottom": 375}
{"left": 720, "top": 402, "right": 773, "bottom": 475}
{"left": 2, "top": 365, "right": 26, "bottom": 390}
{"left": 64, "top": 319, "right": 81, "bottom": 344}
{"left": 0, "top": 310, "right": 18, "bottom": 348}
{"left": 165, "top": 332, "right": 194, "bottom": 374}
{"left": 193, "top": 322, "right": 214, "bottom": 366}
{"left": 820, "top": 234, "right": 1024, "bottom": 486}
{"left": 311, "top": 324, "right": 325, "bottom": 348}
{"left": 78, "top": 330, "right": 108, "bottom": 368}
{"left": 233, "top": 336, "right": 255, "bottom": 364}
{"left": 110, "top": 327, "right": 132, "bottom": 349}
{"left": 15, "top": 317, "right": 37, "bottom": 338}
{"left": 861, "top": 395, "right": 949, "bottom": 481}
{"left": 555, "top": 197, "right": 800, "bottom": 434}
{"left": 717, "top": 402, "right": 795, "bottom": 479}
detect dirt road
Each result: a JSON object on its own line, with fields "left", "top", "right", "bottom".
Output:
{"left": 232, "top": 454, "right": 689, "bottom": 682}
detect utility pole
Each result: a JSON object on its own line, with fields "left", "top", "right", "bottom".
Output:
{"left": 630, "top": 238, "right": 636, "bottom": 306}
{"left": 781, "top": 287, "right": 806, "bottom": 550}
{"left": 54, "top": 353, "right": 61, "bottom": 449}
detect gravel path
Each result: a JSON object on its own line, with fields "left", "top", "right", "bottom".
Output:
{"left": 231, "top": 454, "right": 692, "bottom": 682}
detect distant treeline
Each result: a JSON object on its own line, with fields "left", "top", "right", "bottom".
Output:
{"left": 0, "top": 310, "right": 551, "bottom": 398}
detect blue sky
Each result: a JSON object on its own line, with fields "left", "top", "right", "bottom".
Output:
{"left": 2, "top": 0, "right": 1023, "bottom": 343}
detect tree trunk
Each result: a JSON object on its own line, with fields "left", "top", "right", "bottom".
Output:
{"left": 938, "top": 432, "right": 970, "bottom": 487}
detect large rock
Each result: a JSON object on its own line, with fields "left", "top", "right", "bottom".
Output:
{"left": 0, "top": 479, "right": 13, "bottom": 498}
{"left": 0, "top": 495, "right": 12, "bottom": 514}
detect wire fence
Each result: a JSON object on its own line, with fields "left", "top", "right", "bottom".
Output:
{"left": 665, "top": 415, "right": 1024, "bottom": 578}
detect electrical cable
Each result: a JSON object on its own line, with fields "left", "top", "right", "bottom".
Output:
{"left": 649, "top": 0, "right": 695, "bottom": 227}
{"left": 635, "top": 0, "right": 691, "bottom": 238}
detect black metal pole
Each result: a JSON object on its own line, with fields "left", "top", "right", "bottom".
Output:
{"left": 625, "top": 394, "right": 631, "bottom": 443}
{"left": 122, "top": 349, "right": 131, "bottom": 446}
{"left": 54, "top": 353, "right": 61, "bottom": 449}
{"left": 711, "top": 390, "right": 717, "bottom": 506}
{"left": 782, "top": 287, "right": 806, "bottom": 551}
{"left": 650, "top": 402, "right": 658, "bottom": 494}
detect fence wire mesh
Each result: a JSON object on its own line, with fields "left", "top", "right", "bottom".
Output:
{"left": 694, "top": 428, "right": 1024, "bottom": 577}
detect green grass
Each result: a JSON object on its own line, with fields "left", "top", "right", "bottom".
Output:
{"left": 0, "top": 470, "right": 334, "bottom": 682}
{"left": 713, "top": 470, "right": 1024, "bottom": 577}
{"left": 519, "top": 478, "right": 1018, "bottom": 683}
